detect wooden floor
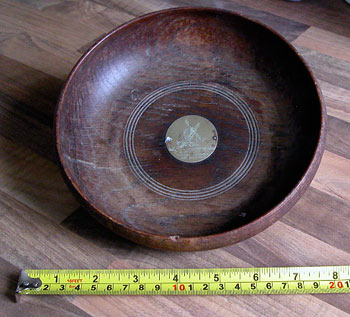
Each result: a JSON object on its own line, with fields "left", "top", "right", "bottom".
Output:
{"left": 1, "top": 0, "right": 350, "bottom": 315}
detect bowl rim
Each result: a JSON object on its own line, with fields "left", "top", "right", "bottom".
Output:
{"left": 55, "top": 6, "right": 327, "bottom": 251}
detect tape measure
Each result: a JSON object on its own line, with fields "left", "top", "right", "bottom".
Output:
{"left": 16, "top": 266, "right": 350, "bottom": 296}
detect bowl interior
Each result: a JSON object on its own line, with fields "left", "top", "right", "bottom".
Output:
{"left": 57, "top": 9, "right": 322, "bottom": 238}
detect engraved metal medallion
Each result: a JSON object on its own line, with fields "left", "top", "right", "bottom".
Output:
{"left": 165, "top": 115, "right": 218, "bottom": 163}
{"left": 123, "top": 81, "right": 260, "bottom": 200}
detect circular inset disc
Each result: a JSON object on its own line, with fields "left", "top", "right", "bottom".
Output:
{"left": 165, "top": 115, "right": 218, "bottom": 163}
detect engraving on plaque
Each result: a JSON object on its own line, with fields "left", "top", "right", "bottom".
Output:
{"left": 123, "top": 81, "right": 260, "bottom": 200}
{"left": 165, "top": 115, "right": 218, "bottom": 163}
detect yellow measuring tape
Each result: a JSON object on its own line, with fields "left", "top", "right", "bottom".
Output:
{"left": 16, "top": 266, "right": 350, "bottom": 296}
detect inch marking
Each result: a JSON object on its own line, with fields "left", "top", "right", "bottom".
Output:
{"left": 17, "top": 267, "right": 350, "bottom": 296}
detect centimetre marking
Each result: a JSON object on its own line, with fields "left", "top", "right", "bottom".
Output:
{"left": 19, "top": 266, "right": 350, "bottom": 295}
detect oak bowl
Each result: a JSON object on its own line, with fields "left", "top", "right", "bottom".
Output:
{"left": 56, "top": 7, "right": 326, "bottom": 251}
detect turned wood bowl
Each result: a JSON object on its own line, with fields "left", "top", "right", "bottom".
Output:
{"left": 56, "top": 7, "right": 326, "bottom": 251}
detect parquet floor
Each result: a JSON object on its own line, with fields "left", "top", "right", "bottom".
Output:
{"left": 1, "top": 1, "right": 350, "bottom": 316}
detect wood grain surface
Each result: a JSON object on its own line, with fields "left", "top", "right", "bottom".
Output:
{"left": 0, "top": 0, "right": 350, "bottom": 315}
{"left": 56, "top": 7, "right": 325, "bottom": 251}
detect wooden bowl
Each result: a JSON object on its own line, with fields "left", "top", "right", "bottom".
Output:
{"left": 56, "top": 7, "right": 326, "bottom": 251}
